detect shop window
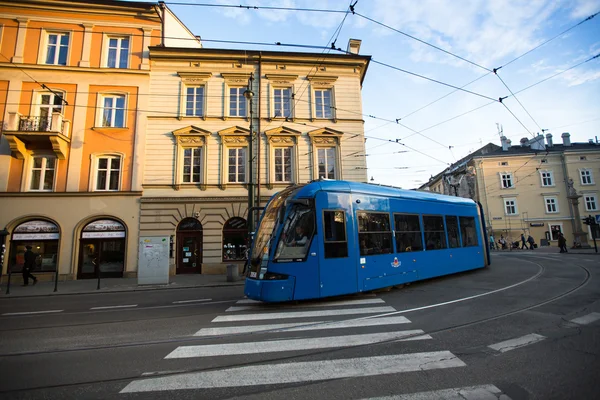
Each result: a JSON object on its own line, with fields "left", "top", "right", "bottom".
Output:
{"left": 222, "top": 217, "right": 248, "bottom": 261}
{"left": 446, "top": 215, "right": 461, "bottom": 248}
{"left": 10, "top": 220, "right": 60, "bottom": 273}
{"left": 550, "top": 224, "right": 563, "bottom": 241}
{"left": 394, "top": 213, "right": 423, "bottom": 252}
{"left": 423, "top": 215, "right": 447, "bottom": 250}
{"left": 358, "top": 212, "right": 392, "bottom": 256}
{"left": 323, "top": 210, "right": 348, "bottom": 258}
{"left": 459, "top": 216, "right": 479, "bottom": 247}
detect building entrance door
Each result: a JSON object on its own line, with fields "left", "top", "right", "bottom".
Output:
{"left": 176, "top": 218, "right": 203, "bottom": 274}
{"left": 78, "top": 239, "right": 125, "bottom": 279}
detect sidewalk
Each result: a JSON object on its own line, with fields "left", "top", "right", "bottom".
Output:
{"left": 491, "top": 244, "right": 599, "bottom": 255}
{"left": 0, "top": 273, "right": 245, "bottom": 298}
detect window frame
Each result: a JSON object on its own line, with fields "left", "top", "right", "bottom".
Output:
{"left": 43, "top": 31, "right": 70, "bottom": 66}
{"left": 322, "top": 209, "right": 348, "bottom": 259}
{"left": 445, "top": 215, "right": 461, "bottom": 249}
{"left": 584, "top": 194, "right": 598, "bottom": 211}
{"left": 103, "top": 35, "right": 131, "bottom": 69}
{"left": 272, "top": 87, "right": 293, "bottom": 119}
{"left": 544, "top": 196, "right": 559, "bottom": 213}
{"left": 227, "top": 146, "right": 247, "bottom": 184}
{"left": 549, "top": 223, "right": 563, "bottom": 241}
{"left": 459, "top": 216, "right": 479, "bottom": 247}
{"left": 26, "top": 155, "right": 57, "bottom": 192}
{"left": 222, "top": 217, "right": 249, "bottom": 262}
{"left": 580, "top": 169, "right": 594, "bottom": 185}
{"left": 504, "top": 197, "right": 518, "bottom": 215}
{"left": 265, "top": 127, "right": 300, "bottom": 188}
{"left": 308, "top": 76, "right": 337, "bottom": 121}
{"left": 316, "top": 147, "right": 337, "bottom": 180}
{"left": 308, "top": 128, "right": 343, "bottom": 181}
{"left": 500, "top": 172, "right": 514, "bottom": 189}
{"left": 313, "top": 88, "right": 334, "bottom": 119}
{"left": 34, "top": 90, "right": 65, "bottom": 131}
{"left": 218, "top": 127, "right": 250, "bottom": 189}
{"left": 393, "top": 213, "right": 424, "bottom": 252}
{"left": 273, "top": 146, "right": 293, "bottom": 183}
{"left": 422, "top": 214, "right": 448, "bottom": 251}
{"left": 228, "top": 86, "right": 247, "bottom": 118}
{"left": 184, "top": 85, "right": 206, "bottom": 118}
{"left": 97, "top": 93, "right": 127, "bottom": 128}
{"left": 539, "top": 170, "right": 554, "bottom": 187}
{"left": 90, "top": 153, "right": 123, "bottom": 192}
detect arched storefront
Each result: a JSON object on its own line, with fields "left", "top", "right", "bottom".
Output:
{"left": 222, "top": 217, "right": 248, "bottom": 261}
{"left": 9, "top": 220, "right": 59, "bottom": 274}
{"left": 78, "top": 219, "right": 126, "bottom": 279}
{"left": 176, "top": 218, "right": 203, "bottom": 274}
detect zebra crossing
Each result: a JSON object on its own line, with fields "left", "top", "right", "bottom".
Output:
{"left": 120, "top": 295, "right": 511, "bottom": 398}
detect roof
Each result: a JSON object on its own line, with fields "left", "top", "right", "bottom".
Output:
{"left": 295, "top": 180, "right": 476, "bottom": 206}
{"left": 479, "top": 142, "right": 600, "bottom": 157}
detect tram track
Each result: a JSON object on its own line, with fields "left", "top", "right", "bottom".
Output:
{"left": 0, "top": 256, "right": 593, "bottom": 396}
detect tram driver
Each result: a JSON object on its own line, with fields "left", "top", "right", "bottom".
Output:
{"left": 289, "top": 226, "right": 308, "bottom": 247}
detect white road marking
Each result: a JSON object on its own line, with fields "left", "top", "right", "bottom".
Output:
{"left": 488, "top": 333, "right": 546, "bottom": 353}
{"left": 362, "top": 384, "right": 510, "bottom": 399}
{"left": 226, "top": 298, "right": 385, "bottom": 312}
{"left": 2, "top": 309, "right": 63, "bottom": 316}
{"left": 212, "top": 306, "right": 396, "bottom": 322}
{"left": 120, "top": 351, "right": 465, "bottom": 392}
{"left": 90, "top": 304, "right": 138, "bottom": 310}
{"left": 172, "top": 299, "right": 212, "bottom": 304}
{"left": 168, "top": 330, "right": 430, "bottom": 358}
{"left": 194, "top": 316, "right": 412, "bottom": 336}
{"left": 236, "top": 299, "right": 263, "bottom": 304}
{"left": 570, "top": 312, "right": 600, "bottom": 325}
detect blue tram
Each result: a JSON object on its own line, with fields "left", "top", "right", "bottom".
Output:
{"left": 244, "top": 180, "right": 489, "bottom": 302}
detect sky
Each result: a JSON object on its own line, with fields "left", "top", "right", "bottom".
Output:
{"left": 150, "top": 0, "right": 600, "bottom": 189}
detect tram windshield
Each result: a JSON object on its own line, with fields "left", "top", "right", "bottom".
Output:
{"left": 273, "top": 203, "right": 315, "bottom": 261}
{"left": 248, "top": 186, "right": 302, "bottom": 275}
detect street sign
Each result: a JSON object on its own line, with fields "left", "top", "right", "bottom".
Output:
{"left": 596, "top": 215, "right": 600, "bottom": 224}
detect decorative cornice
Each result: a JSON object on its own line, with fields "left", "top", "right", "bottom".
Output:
{"left": 264, "top": 126, "right": 301, "bottom": 136}
{"left": 268, "top": 136, "right": 295, "bottom": 144}
{"left": 306, "top": 75, "right": 338, "bottom": 83}
{"left": 221, "top": 72, "right": 252, "bottom": 81}
{"left": 141, "top": 196, "right": 251, "bottom": 203}
{"left": 177, "top": 71, "right": 212, "bottom": 82}
{"left": 0, "top": 192, "right": 142, "bottom": 197}
{"left": 218, "top": 126, "right": 250, "bottom": 136}
{"left": 265, "top": 73, "right": 299, "bottom": 81}
{"left": 173, "top": 125, "right": 212, "bottom": 136}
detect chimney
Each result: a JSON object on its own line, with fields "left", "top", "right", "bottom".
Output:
{"left": 520, "top": 137, "right": 528, "bottom": 147}
{"left": 506, "top": 139, "right": 512, "bottom": 148}
{"left": 562, "top": 132, "right": 571, "bottom": 147}
{"left": 546, "top": 133, "right": 553, "bottom": 147}
{"left": 530, "top": 134, "right": 546, "bottom": 151}
{"left": 347, "top": 39, "right": 361, "bottom": 55}
{"left": 501, "top": 136, "right": 509, "bottom": 151}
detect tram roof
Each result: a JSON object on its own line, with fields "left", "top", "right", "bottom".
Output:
{"left": 294, "top": 180, "right": 476, "bottom": 206}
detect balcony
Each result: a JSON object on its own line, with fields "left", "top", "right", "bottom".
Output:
{"left": 3, "top": 112, "right": 71, "bottom": 160}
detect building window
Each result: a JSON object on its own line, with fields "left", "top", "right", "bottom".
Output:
{"left": 95, "top": 155, "right": 121, "bottom": 191}
{"left": 37, "top": 92, "right": 64, "bottom": 131}
{"left": 584, "top": 195, "right": 598, "bottom": 211}
{"left": 445, "top": 215, "right": 461, "bottom": 248}
{"left": 540, "top": 170, "right": 554, "bottom": 187}
{"left": 323, "top": 210, "right": 348, "bottom": 258}
{"left": 580, "top": 169, "right": 594, "bottom": 185}
{"left": 544, "top": 196, "right": 559, "bottom": 213}
{"left": 274, "top": 147, "right": 292, "bottom": 183}
{"left": 317, "top": 147, "right": 336, "bottom": 179}
{"left": 504, "top": 198, "right": 518, "bottom": 215}
{"left": 229, "top": 87, "right": 247, "bottom": 117}
{"left": 541, "top": 159, "right": 548, "bottom": 164}
{"left": 500, "top": 173, "right": 514, "bottom": 188}
{"left": 394, "top": 214, "right": 423, "bottom": 252}
{"left": 222, "top": 217, "right": 248, "bottom": 261}
{"left": 423, "top": 215, "right": 447, "bottom": 250}
{"left": 550, "top": 224, "right": 562, "bottom": 241}
{"left": 29, "top": 156, "right": 55, "bottom": 191}
{"left": 185, "top": 86, "right": 205, "bottom": 117}
{"left": 580, "top": 156, "right": 587, "bottom": 161}
{"left": 100, "top": 95, "right": 126, "bottom": 127}
{"left": 314, "top": 89, "right": 333, "bottom": 118}
{"left": 358, "top": 212, "right": 393, "bottom": 256}
{"left": 228, "top": 147, "right": 246, "bottom": 183}
{"left": 182, "top": 148, "right": 202, "bottom": 183}
{"left": 459, "top": 216, "right": 478, "bottom": 247}
{"left": 273, "top": 88, "right": 292, "bottom": 118}
{"left": 500, "top": 161, "right": 508, "bottom": 166}
{"left": 106, "top": 37, "right": 129, "bottom": 68}
{"left": 45, "top": 32, "right": 69, "bottom": 65}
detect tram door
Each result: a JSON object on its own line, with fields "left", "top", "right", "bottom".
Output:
{"left": 317, "top": 191, "right": 357, "bottom": 297}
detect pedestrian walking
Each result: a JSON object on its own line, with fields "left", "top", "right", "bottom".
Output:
{"left": 520, "top": 233, "right": 529, "bottom": 250}
{"left": 527, "top": 235, "right": 535, "bottom": 250}
{"left": 558, "top": 233, "right": 568, "bottom": 253}
{"left": 489, "top": 234, "right": 496, "bottom": 250}
{"left": 498, "top": 235, "right": 507, "bottom": 250}
{"left": 22, "top": 245, "right": 39, "bottom": 286}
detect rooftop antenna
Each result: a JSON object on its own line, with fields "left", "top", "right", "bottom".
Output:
{"left": 496, "top": 123, "right": 503, "bottom": 138}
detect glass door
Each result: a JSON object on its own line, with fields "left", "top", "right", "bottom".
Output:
{"left": 78, "top": 240, "right": 98, "bottom": 279}
{"left": 177, "top": 232, "right": 202, "bottom": 274}
{"left": 78, "top": 239, "right": 125, "bottom": 279}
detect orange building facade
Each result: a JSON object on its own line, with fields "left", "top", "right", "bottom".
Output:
{"left": 0, "top": 0, "right": 196, "bottom": 281}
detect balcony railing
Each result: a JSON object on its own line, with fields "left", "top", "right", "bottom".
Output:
{"left": 18, "top": 116, "right": 62, "bottom": 132}
{"left": 4, "top": 112, "right": 71, "bottom": 160}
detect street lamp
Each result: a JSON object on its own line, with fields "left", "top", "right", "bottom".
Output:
{"left": 243, "top": 88, "right": 255, "bottom": 239}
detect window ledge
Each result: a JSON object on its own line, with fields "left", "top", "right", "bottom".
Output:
{"left": 178, "top": 116, "right": 207, "bottom": 121}
{"left": 92, "top": 127, "right": 128, "bottom": 131}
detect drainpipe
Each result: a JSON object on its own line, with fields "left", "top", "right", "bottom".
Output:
{"left": 158, "top": 1, "right": 166, "bottom": 46}
{"left": 256, "top": 53, "right": 262, "bottom": 213}
{"left": 561, "top": 154, "right": 576, "bottom": 234}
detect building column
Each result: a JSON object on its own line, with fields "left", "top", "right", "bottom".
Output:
{"left": 11, "top": 18, "right": 29, "bottom": 63}
{"left": 131, "top": 84, "right": 149, "bottom": 191}
{"left": 140, "top": 28, "right": 152, "bottom": 70}
{"left": 65, "top": 86, "right": 90, "bottom": 191}
{"left": 78, "top": 23, "right": 94, "bottom": 68}
{"left": 0, "top": 78, "right": 24, "bottom": 191}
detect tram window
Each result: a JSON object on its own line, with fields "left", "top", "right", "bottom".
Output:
{"left": 445, "top": 216, "right": 461, "bottom": 248}
{"left": 460, "top": 216, "right": 479, "bottom": 247}
{"left": 274, "top": 204, "right": 315, "bottom": 261}
{"left": 358, "top": 212, "right": 393, "bottom": 256}
{"left": 323, "top": 210, "right": 348, "bottom": 258}
{"left": 393, "top": 214, "right": 423, "bottom": 252}
{"left": 423, "top": 215, "right": 447, "bottom": 250}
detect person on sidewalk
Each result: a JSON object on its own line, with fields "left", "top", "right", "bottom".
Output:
{"left": 22, "top": 245, "right": 39, "bottom": 286}
{"left": 489, "top": 234, "right": 496, "bottom": 250}
{"left": 558, "top": 233, "right": 568, "bottom": 253}
{"left": 520, "top": 233, "right": 529, "bottom": 250}
{"left": 527, "top": 235, "right": 535, "bottom": 250}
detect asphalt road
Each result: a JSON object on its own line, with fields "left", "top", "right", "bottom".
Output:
{"left": 0, "top": 252, "right": 598, "bottom": 399}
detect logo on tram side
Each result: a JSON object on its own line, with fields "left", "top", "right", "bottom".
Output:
{"left": 391, "top": 257, "right": 401, "bottom": 268}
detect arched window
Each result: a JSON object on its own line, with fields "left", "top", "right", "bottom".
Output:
{"left": 222, "top": 217, "right": 248, "bottom": 261}
{"left": 178, "top": 218, "right": 203, "bottom": 231}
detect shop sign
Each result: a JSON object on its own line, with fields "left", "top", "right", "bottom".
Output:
{"left": 82, "top": 231, "right": 126, "bottom": 239}
{"left": 529, "top": 223, "right": 545, "bottom": 227}
{"left": 12, "top": 232, "right": 60, "bottom": 240}
{"left": 492, "top": 217, "right": 502, "bottom": 220}
{"left": 83, "top": 219, "right": 125, "bottom": 232}
{"left": 13, "top": 220, "right": 59, "bottom": 240}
